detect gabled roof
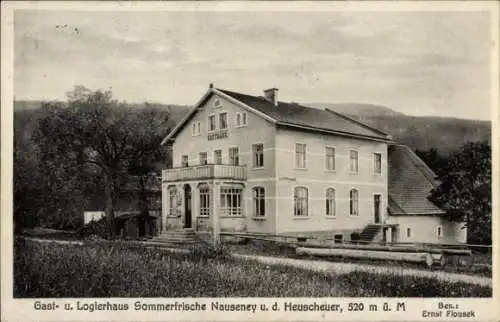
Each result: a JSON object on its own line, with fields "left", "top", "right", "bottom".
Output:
{"left": 388, "top": 144, "right": 446, "bottom": 215}
{"left": 218, "top": 89, "right": 391, "bottom": 141}
{"left": 161, "top": 87, "right": 392, "bottom": 144}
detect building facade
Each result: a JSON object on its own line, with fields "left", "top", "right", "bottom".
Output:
{"left": 160, "top": 85, "right": 466, "bottom": 244}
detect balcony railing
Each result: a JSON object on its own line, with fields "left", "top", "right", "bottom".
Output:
{"left": 162, "top": 164, "right": 247, "bottom": 182}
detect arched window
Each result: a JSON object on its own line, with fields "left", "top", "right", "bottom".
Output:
{"left": 326, "top": 188, "right": 336, "bottom": 216}
{"left": 252, "top": 187, "right": 265, "bottom": 217}
{"left": 350, "top": 189, "right": 359, "bottom": 216}
{"left": 167, "top": 186, "right": 178, "bottom": 216}
{"left": 294, "top": 187, "right": 308, "bottom": 217}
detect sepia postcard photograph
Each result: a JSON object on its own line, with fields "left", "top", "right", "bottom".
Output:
{"left": 1, "top": 1, "right": 498, "bottom": 321}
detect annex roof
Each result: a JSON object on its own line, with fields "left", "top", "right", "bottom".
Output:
{"left": 388, "top": 144, "right": 446, "bottom": 215}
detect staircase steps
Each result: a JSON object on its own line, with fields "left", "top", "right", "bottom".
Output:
{"left": 151, "top": 228, "right": 204, "bottom": 247}
{"left": 359, "top": 224, "right": 382, "bottom": 243}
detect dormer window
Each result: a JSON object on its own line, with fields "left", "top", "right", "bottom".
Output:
{"left": 213, "top": 98, "right": 222, "bottom": 109}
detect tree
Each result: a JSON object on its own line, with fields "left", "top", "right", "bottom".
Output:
{"left": 415, "top": 148, "right": 448, "bottom": 176}
{"left": 33, "top": 86, "right": 170, "bottom": 238}
{"left": 429, "top": 141, "right": 491, "bottom": 245}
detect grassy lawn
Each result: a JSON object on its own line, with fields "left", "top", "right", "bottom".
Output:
{"left": 14, "top": 238, "right": 491, "bottom": 298}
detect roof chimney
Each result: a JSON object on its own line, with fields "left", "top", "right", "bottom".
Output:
{"left": 263, "top": 88, "right": 278, "bottom": 106}
{"left": 209, "top": 83, "right": 214, "bottom": 89}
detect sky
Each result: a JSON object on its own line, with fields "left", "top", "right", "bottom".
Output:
{"left": 14, "top": 8, "right": 493, "bottom": 120}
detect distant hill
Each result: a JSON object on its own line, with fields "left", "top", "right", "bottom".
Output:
{"left": 14, "top": 100, "right": 490, "bottom": 156}
{"left": 307, "top": 102, "right": 405, "bottom": 117}
{"left": 306, "top": 102, "right": 490, "bottom": 155}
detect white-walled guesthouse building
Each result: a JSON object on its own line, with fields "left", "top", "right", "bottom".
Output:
{"left": 159, "top": 85, "right": 466, "bottom": 244}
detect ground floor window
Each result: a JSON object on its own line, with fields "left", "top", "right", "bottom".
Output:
{"left": 199, "top": 184, "right": 210, "bottom": 217}
{"left": 220, "top": 187, "right": 242, "bottom": 216}
{"left": 326, "top": 188, "right": 336, "bottom": 216}
{"left": 294, "top": 186, "right": 308, "bottom": 216}
{"left": 168, "top": 186, "right": 178, "bottom": 216}
{"left": 349, "top": 189, "right": 359, "bottom": 216}
{"left": 252, "top": 186, "right": 265, "bottom": 217}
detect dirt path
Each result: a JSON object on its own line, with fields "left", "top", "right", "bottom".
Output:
{"left": 233, "top": 253, "right": 492, "bottom": 287}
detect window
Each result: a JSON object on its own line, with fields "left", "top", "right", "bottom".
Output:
{"left": 192, "top": 122, "right": 201, "bottom": 136}
{"left": 252, "top": 143, "right": 264, "bottom": 168}
{"left": 406, "top": 227, "right": 412, "bottom": 238}
{"left": 214, "top": 150, "right": 222, "bottom": 165}
{"left": 229, "top": 147, "right": 239, "bottom": 166}
{"left": 349, "top": 189, "right": 359, "bottom": 216}
{"left": 253, "top": 187, "right": 265, "bottom": 217}
{"left": 295, "top": 143, "right": 306, "bottom": 169}
{"left": 213, "top": 98, "right": 222, "bottom": 108}
{"left": 199, "top": 152, "right": 207, "bottom": 165}
{"left": 334, "top": 234, "right": 343, "bottom": 244}
{"left": 349, "top": 150, "right": 359, "bottom": 173}
{"left": 168, "top": 186, "right": 177, "bottom": 216}
{"left": 181, "top": 155, "right": 189, "bottom": 167}
{"left": 436, "top": 225, "right": 443, "bottom": 238}
{"left": 326, "top": 188, "right": 336, "bottom": 216}
{"left": 236, "top": 112, "right": 248, "bottom": 127}
{"left": 374, "top": 153, "right": 382, "bottom": 174}
{"left": 325, "top": 147, "right": 335, "bottom": 171}
{"left": 219, "top": 112, "right": 227, "bottom": 130}
{"left": 199, "top": 184, "right": 210, "bottom": 217}
{"left": 294, "top": 187, "right": 308, "bottom": 217}
{"left": 208, "top": 115, "right": 216, "bottom": 131}
{"left": 220, "top": 187, "right": 242, "bottom": 216}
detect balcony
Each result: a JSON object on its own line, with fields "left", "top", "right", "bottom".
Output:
{"left": 162, "top": 164, "right": 247, "bottom": 182}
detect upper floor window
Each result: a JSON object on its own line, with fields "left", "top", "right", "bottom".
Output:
{"left": 436, "top": 225, "right": 443, "bottom": 238}
{"left": 326, "top": 188, "right": 336, "bottom": 216}
{"left": 192, "top": 122, "right": 201, "bottom": 136}
{"left": 199, "top": 152, "right": 207, "bottom": 165}
{"left": 252, "top": 143, "right": 264, "bottom": 168}
{"left": 229, "top": 147, "right": 239, "bottom": 166}
{"left": 374, "top": 153, "right": 382, "bottom": 174}
{"left": 349, "top": 189, "right": 359, "bottom": 216}
{"left": 236, "top": 112, "right": 248, "bottom": 127}
{"left": 181, "top": 155, "right": 189, "bottom": 168}
{"left": 295, "top": 143, "right": 306, "bottom": 169}
{"left": 208, "top": 115, "right": 216, "bottom": 132}
{"left": 406, "top": 227, "right": 412, "bottom": 238}
{"left": 294, "top": 186, "right": 308, "bottom": 217}
{"left": 214, "top": 150, "right": 222, "bottom": 165}
{"left": 325, "top": 147, "right": 335, "bottom": 171}
{"left": 349, "top": 150, "right": 359, "bottom": 173}
{"left": 253, "top": 187, "right": 265, "bottom": 217}
{"left": 219, "top": 112, "right": 228, "bottom": 130}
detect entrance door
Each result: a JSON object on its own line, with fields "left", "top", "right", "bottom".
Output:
{"left": 374, "top": 194, "right": 381, "bottom": 223}
{"left": 184, "top": 184, "right": 192, "bottom": 228}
